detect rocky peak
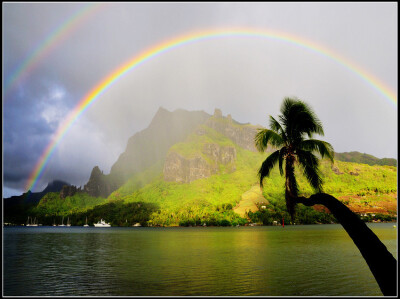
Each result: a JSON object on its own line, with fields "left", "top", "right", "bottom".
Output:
{"left": 83, "top": 166, "right": 111, "bottom": 198}
{"left": 206, "top": 110, "right": 261, "bottom": 152}
{"left": 109, "top": 107, "right": 211, "bottom": 183}
{"left": 214, "top": 108, "right": 223, "bottom": 118}
{"left": 43, "top": 180, "right": 70, "bottom": 193}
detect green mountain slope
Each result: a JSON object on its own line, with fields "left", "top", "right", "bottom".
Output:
{"left": 107, "top": 108, "right": 211, "bottom": 189}
{"left": 334, "top": 151, "right": 397, "bottom": 167}
{"left": 103, "top": 121, "right": 397, "bottom": 226}
{"left": 108, "top": 125, "right": 266, "bottom": 226}
{"left": 5, "top": 108, "right": 397, "bottom": 226}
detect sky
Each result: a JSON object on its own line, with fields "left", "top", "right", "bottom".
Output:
{"left": 2, "top": 2, "right": 397, "bottom": 197}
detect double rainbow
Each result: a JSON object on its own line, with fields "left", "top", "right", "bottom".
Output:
{"left": 4, "top": 3, "right": 107, "bottom": 98}
{"left": 25, "top": 27, "right": 397, "bottom": 192}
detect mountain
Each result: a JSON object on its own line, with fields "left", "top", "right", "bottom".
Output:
{"left": 81, "top": 107, "right": 396, "bottom": 199}
{"left": 3, "top": 180, "right": 70, "bottom": 224}
{"left": 82, "top": 107, "right": 211, "bottom": 198}
{"left": 4, "top": 108, "right": 397, "bottom": 226}
{"left": 4, "top": 180, "right": 70, "bottom": 205}
{"left": 99, "top": 108, "right": 396, "bottom": 226}
{"left": 333, "top": 151, "right": 397, "bottom": 167}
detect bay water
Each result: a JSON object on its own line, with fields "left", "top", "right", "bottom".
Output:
{"left": 3, "top": 223, "right": 397, "bottom": 296}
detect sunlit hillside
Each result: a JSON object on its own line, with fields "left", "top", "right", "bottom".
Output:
{"left": 5, "top": 109, "right": 397, "bottom": 226}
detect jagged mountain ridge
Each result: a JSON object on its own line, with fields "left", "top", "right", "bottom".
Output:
{"left": 82, "top": 107, "right": 397, "bottom": 198}
{"left": 83, "top": 107, "right": 211, "bottom": 197}
{"left": 4, "top": 108, "right": 397, "bottom": 226}
{"left": 4, "top": 180, "right": 70, "bottom": 205}
{"left": 83, "top": 108, "right": 263, "bottom": 198}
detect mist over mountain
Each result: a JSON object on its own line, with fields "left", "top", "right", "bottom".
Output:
{"left": 4, "top": 107, "right": 397, "bottom": 202}
{"left": 3, "top": 107, "right": 397, "bottom": 227}
{"left": 81, "top": 108, "right": 211, "bottom": 198}
{"left": 81, "top": 107, "right": 397, "bottom": 199}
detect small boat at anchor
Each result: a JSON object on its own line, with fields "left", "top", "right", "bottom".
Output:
{"left": 58, "top": 216, "right": 66, "bottom": 227}
{"left": 84, "top": 217, "right": 89, "bottom": 227}
{"left": 26, "top": 216, "right": 38, "bottom": 227}
{"left": 94, "top": 219, "right": 111, "bottom": 227}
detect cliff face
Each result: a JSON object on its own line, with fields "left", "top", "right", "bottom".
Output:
{"left": 82, "top": 108, "right": 211, "bottom": 197}
{"left": 109, "top": 107, "right": 211, "bottom": 184}
{"left": 205, "top": 109, "right": 261, "bottom": 152}
{"left": 202, "top": 143, "right": 236, "bottom": 165}
{"left": 162, "top": 108, "right": 267, "bottom": 184}
{"left": 60, "top": 185, "right": 81, "bottom": 199}
{"left": 163, "top": 143, "right": 236, "bottom": 183}
{"left": 83, "top": 107, "right": 263, "bottom": 195}
{"left": 163, "top": 152, "right": 212, "bottom": 183}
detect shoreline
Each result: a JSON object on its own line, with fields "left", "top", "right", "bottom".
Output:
{"left": 4, "top": 220, "right": 397, "bottom": 228}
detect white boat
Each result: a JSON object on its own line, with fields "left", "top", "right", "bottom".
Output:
{"left": 94, "top": 219, "right": 111, "bottom": 227}
{"left": 26, "top": 216, "right": 38, "bottom": 227}
{"left": 83, "top": 217, "right": 89, "bottom": 227}
{"left": 67, "top": 217, "right": 71, "bottom": 227}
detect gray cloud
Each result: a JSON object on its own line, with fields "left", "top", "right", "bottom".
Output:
{"left": 2, "top": 2, "right": 397, "bottom": 196}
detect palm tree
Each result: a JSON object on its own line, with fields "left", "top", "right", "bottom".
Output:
{"left": 255, "top": 97, "right": 334, "bottom": 221}
{"left": 255, "top": 97, "right": 396, "bottom": 295}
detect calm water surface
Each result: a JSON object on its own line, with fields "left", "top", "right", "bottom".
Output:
{"left": 3, "top": 223, "right": 397, "bottom": 296}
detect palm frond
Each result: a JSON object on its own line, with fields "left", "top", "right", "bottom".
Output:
{"left": 299, "top": 139, "right": 334, "bottom": 162}
{"left": 258, "top": 150, "right": 281, "bottom": 188}
{"left": 295, "top": 101, "right": 324, "bottom": 137}
{"left": 296, "top": 149, "right": 323, "bottom": 192}
{"left": 278, "top": 147, "right": 286, "bottom": 176}
{"left": 280, "top": 97, "right": 324, "bottom": 141}
{"left": 254, "top": 128, "right": 284, "bottom": 152}
{"left": 278, "top": 97, "right": 297, "bottom": 134}
{"left": 269, "top": 116, "right": 287, "bottom": 142}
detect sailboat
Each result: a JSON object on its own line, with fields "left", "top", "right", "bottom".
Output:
{"left": 59, "top": 216, "right": 66, "bottom": 227}
{"left": 26, "top": 216, "right": 38, "bottom": 227}
{"left": 67, "top": 217, "right": 71, "bottom": 227}
{"left": 83, "top": 217, "right": 89, "bottom": 227}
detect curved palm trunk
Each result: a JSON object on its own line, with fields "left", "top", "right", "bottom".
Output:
{"left": 295, "top": 193, "right": 397, "bottom": 296}
{"left": 285, "top": 155, "right": 297, "bottom": 222}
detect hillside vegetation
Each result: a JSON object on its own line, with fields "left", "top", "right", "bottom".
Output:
{"left": 334, "top": 151, "right": 397, "bottom": 167}
{"left": 5, "top": 108, "right": 397, "bottom": 226}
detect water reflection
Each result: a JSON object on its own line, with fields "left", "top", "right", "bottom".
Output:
{"left": 3, "top": 224, "right": 396, "bottom": 296}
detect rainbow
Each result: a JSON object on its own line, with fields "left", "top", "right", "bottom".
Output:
{"left": 4, "top": 2, "right": 107, "bottom": 98}
{"left": 25, "top": 27, "right": 397, "bottom": 192}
